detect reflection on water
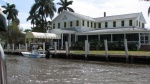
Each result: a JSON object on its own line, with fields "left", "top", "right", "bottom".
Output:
{"left": 7, "top": 55, "right": 150, "bottom": 84}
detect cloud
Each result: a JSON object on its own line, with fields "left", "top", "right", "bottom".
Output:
{"left": 69, "top": 0, "right": 150, "bottom": 28}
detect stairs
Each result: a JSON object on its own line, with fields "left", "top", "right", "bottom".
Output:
{"left": 139, "top": 45, "right": 150, "bottom": 51}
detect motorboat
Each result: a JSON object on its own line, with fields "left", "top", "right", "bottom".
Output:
{"left": 21, "top": 50, "right": 45, "bottom": 58}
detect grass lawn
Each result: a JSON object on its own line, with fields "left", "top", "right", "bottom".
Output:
{"left": 70, "top": 50, "right": 150, "bottom": 56}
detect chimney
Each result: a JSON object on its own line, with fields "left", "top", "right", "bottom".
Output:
{"left": 104, "top": 12, "right": 106, "bottom": 17}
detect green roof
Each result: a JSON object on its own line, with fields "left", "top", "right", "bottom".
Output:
{"left": 0, "top": 14, "right": 7, "bottom": 31}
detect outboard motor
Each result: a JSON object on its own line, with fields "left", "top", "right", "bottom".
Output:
{"left": 0, "top": 11, "right": 7, "bottom": 84}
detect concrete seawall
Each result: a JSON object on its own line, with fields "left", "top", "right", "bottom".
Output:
{"left": 4, "top": 51, "right": 150, "bottom": 64}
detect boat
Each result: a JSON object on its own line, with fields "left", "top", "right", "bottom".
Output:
{"left": 21, "top": 50, "right": 45, "bottom": 58}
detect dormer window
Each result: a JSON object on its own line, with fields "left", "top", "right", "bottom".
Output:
{"left": 82, "top": 20, "right": 84, "bottom": 26}
{"left": 121, "top": 21, "right": 124, "bottom": 27}
{"left": 113, "top": 21, "right": 116, "bottom": 27}
{"left": 91, "top": 22, "right": 93, "bottom": 28}
{"left": 64, "top": 22, "right": 66, "bottom": 28}
{"left": 87, "top": 21, "right": 89, "bottom": 27}
{"left": 142, "top": 23, "right": 145, "bottom": 28}
{"left": 94, "top": 23, "right": 96, "bottom": 28}
{"left": 105, "top": 22, "right": 108, "bottom": 28}
{"left": 76, "top": 20, "right": 79, "bottom": 26}
{"left": 98, "top": 23, "right": 101, "bottom": 28}
{"left": 58, "top": 23, "right": 60, "bottom": 28}
{"left": 129, "top": 20, "right": 132, "bottom": 26}
{"left": 70, "top": 21, "right": 73, "bottom": 27}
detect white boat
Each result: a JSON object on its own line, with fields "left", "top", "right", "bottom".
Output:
{"left": 21, "top": 50, "right": 45, "bottom": 58}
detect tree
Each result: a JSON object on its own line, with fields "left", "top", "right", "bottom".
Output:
{"left": 1, "top": 3, "right": 18, "bottom": 25}
{"left": 24, "top": 29, "right": 31, "bottom": 33}
{"left": 1, "top": 3, "right": 19, "bottom": 44}
{"left": 27, "top": 13, "right": 39, "bottom": 28}
{"left": 57, "top": 0, "right": 74, "bottom": 14}
{"left": 28, "top": 0, "right": 56, "bottom": 32}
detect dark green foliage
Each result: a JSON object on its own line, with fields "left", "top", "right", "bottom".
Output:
{"left": 70, "top": 40, "right": 138, "bottom": 51}
{"left": 57, "top": 0, "right": 74, "bottom": 14}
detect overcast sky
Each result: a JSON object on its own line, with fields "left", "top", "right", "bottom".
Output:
{"left": 0, "top": 0, "right": 150, "bottom": 30}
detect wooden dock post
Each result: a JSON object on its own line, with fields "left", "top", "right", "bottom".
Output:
{"left": 104, "top": 40, "right": 109, "bottom": 61}
{"left": 124, "top": 39, "right": 129, "bottom": 63}
{"left": 12, "top": 44, "right": 14, "bottom": 53}
{"left": 65, "top": 41, "right": 69, "bottom": 58}
{"left": 54, "top": 42, "right": 57, "bottom": 56}
{"left": 19, "top": 44, "right": 21, "bottom": 54}
{"left": 25, "top": 43, "right": 28, "bottom": 51}
{"left": 85, "top": 40, "right": 88, "bottom": 60}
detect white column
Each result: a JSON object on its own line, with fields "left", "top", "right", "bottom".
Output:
{"left": 111, "top": 34, "right": 113, "bottom": 43}
{"left": 139, "top": 33, "right": 141, "bottom": 46}
{"left": 69, "top": 33, "right": 71, "bottom": 46}
{"left": 86, "top": 35, "right": 88, "bottom": 41}
{"left": 124, "top": 33, "right": 126, "bottom": 39}
{"left": 61, "top": 33, "right": 63, "bottom": 49}
{"left": 124, "top": 39, "right": 129, "bottom": 63}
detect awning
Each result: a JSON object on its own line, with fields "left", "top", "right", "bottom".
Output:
{"left": 25, "top": 32, "right": 61, "bottom": 39}
{"left": 0, "top": 13, "right": 7, "bottom": 31}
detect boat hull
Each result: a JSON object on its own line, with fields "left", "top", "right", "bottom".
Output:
{"left": 21, "top": 52, "right": 45, "bottom": 58}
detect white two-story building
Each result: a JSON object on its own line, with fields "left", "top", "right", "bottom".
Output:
{"left": 51, "top": 10, "right": 150, "bottom": 49}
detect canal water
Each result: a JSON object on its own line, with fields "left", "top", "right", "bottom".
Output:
{"left": 6, "top": 55, "right": 150, "bottom": 84}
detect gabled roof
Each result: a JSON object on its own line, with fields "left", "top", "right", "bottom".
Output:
{"left": 94, "top": 12, "right": 141, "bottom": 22}
{"left": 65, "top": 11, "right": 95, "bottom": 21}
{"left": 52, "top": 11, "right": 95, "bottom": 22}
{"left": 53, "top": 11, "right": 145, "bottom": 23}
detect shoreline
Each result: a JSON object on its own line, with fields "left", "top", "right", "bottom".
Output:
{"left": 4, "top": 51, "right": 150, "bottom": 64}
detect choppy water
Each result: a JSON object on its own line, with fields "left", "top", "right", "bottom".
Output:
{"left": 6, "top": 55, "right": 150, "bottom": 84}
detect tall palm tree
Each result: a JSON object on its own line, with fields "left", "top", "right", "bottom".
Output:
{"left": 1, "top": 3, "right": 18, "bottom": 25}
{"left": 57, "top": 0, "right": 74, "bottom": 14}
{"left": 27, "top": 13, "right": 39, "bottom": 28}
{"left": 28, "top": 0, "right": 56, "bottom": 32}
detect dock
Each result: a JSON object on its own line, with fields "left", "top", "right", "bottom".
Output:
{"left": 4, "top": 50, "right": 150, "bottom": 64}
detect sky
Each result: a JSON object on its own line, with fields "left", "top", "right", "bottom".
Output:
{"left": 0, "top": 0, "right": 150, "bottom": 30}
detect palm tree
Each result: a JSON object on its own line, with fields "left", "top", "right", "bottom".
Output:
{"left": 57, "top": 0, "right": 74, "bottom": 14}
{"left": 27, "top": 13, "right": 39, "bottom": 28}
{"left": 1, "top": 3, "right": 18, "bottom": 25}
{"left": 28, "top": 0, "right": 56, "bottom": 32}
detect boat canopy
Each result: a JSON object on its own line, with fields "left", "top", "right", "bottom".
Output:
{"left": 25, "top": 32, "right": 61, "bottom": 39}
